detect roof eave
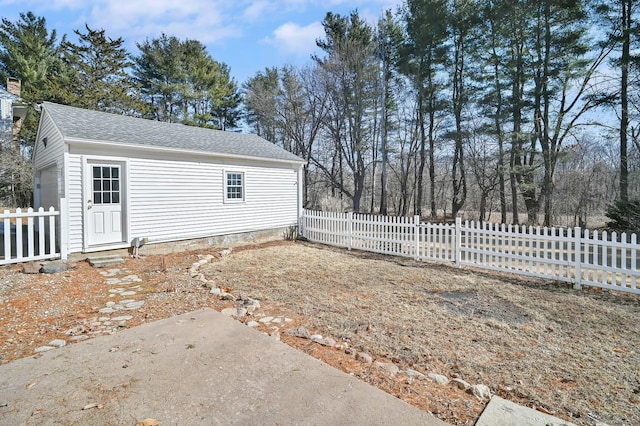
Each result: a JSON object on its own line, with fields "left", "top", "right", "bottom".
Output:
{"left": 64, "top": 137, "right": 306, "bottom": 166}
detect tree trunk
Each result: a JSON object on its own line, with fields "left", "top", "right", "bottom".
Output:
{"left": 620, "top": 0, "right": 631, "bottom": 201}
{"left": 479, "top": 191, "right": 488, "bottom": 222}
{"left": 379, "top": 71, "right": 389, "bottom": 215}
{"left": 416, "top": 94, "right": 427, "bottom": 217}
{"left": 451, "top": 20, "right": 467, "bottom": 219}
{"left": 509, "top": 148, "right": 519, "bottom": 224}
{"left": 429, "top": 110, "right": 437, "bottom": 219}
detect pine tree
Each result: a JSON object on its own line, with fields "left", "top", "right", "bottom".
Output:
{"left": 375, "top": 10, "right": 403, "bottom": 215}
{"left": 133, "top": 35, "right": 240, "bottom": 129}
{"left": 0, "top": 11, "right": 62, "bottom": 158}
{"left": 399, "top": 0, "right": 449, "bottom": 218}
{"left": 315, "top": 11, "right": 378, "bottom": 212}
{"left": 60, "top": 24, "right": 141, "bottom": 114}
{"left": 0, "top": 12, "right": 61, "bottom": 102}
{"left": 595, "top": 0, "right": 640, "bottom": 202}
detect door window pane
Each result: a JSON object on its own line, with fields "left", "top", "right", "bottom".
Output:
{"left": 92, "top": 165, "right": 121, "bottom": 205}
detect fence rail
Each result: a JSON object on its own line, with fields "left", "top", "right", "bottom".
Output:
{"left": 301, "top": 209, "right": 640, "bottom": 295}
{"left": 1, "top": 207, "right": 61, "bottom": 265}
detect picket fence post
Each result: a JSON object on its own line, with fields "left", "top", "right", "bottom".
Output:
{"left": 455, "top": 217, "right": 462, "bottom": 267}
{"left": 414, "top": 215, "right": 420, "bottom": 260}
{"left": 59, "top": 198, "right": 68, "bottom": 260}
{"left": 573, "top": 226, "right": 582, "bottom": 290}
{"left": 348, "top": 212, "right": 353, "bottom": 251}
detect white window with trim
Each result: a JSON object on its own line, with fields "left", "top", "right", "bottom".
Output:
{"left": 224, "top": 171, "right": 244, "bottom": 202}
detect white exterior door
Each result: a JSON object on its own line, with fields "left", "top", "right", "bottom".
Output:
{"left": 87, "top": 164, "right": 124, "bottom": 246}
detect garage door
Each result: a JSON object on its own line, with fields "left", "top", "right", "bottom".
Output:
{"left": 39, "top": 166, "right": 58, "bottom": 211}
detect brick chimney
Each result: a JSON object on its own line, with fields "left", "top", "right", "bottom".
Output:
{"left": 7, "top": 77, "right": 21, "bottom": 97}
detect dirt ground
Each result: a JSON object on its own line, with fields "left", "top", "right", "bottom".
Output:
{"left": 1, "top": 240, "right": 638, "bottom": 425}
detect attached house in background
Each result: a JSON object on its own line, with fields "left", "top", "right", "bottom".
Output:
{"left": 32, "top": 102, "right": 305, "bottom": 258}
{"left": 0, "top": 78, "right": 27, "bottom": 148}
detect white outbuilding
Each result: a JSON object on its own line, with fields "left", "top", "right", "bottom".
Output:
{"left": 33, "top": 102, "right": 305, "bottom": 258}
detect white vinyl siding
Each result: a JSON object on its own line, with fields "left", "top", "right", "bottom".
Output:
{"left": 67, "top": 154, "right": 84, "bottom": 253}
{"left": 33, "top": 110, "right": 65, "bottom": 172}
{"left": 128, "top": 158, "right": 298, "bottom": 243}
{"left": 33, "top": 110, "right": 66, "bottom": 215}
{"left": 35, "top": 106, "right": 302, "bottom": 255}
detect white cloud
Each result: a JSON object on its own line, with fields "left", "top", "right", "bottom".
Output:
{"left": 83, "top": 0, "right": 241, "bottom": 44}
{"left": 281, "top": 0, "right": 403, "bottom": 9}
{"left": 243, "top": 1, "right": 271, "bottom": 22}
{"left": 3, "top": 0, "right": 243, "bottom": 45}
{"left": 263, "top": 21, "right": 324, "bottom": 56}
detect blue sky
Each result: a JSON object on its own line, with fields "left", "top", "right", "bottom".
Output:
{"left": 0, "top": 0, "right": 403, "bottom": 84}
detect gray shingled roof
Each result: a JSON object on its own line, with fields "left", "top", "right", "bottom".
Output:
{"left": 42, "top": 102, "right": 304, "bottom": 164}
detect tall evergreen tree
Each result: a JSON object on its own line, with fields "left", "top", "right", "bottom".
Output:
{"left": 133, "top": 34, "right": 185, "bottom": 122}
{"left": 133, "top": 35, "right": 240, "bottom": 129}
{"left": 400, "top": 0, "right": 449, "bottom": 218}
{"left": 0, "top": 12, "right": 61, "bottom": 102}
{"left": 376, "top": 10, "right": 403, "bottom": 215}
{"left": 448, "top": 0, "right": 480, "bottom": 218}
{"left": 530, "top": 0, "right": 610, "bottom": 225}
{"left": 205, "top": 62, "right": 241, "bottom": 130}
{"left": 0, "top": 11, "right": 63, "bottom": 156}
{"left": 244, "top": 67, "right": 281, "bottom": 143}
{"left": 60, "top": 24, "right": 141, "bottom": 114}
{"left": 596, "top": 0, "right": 640, "bottom": 201}
{"left": 315, "top": 11, "right": 378, "bottom": 212}
{"left": 475, "top": 0, "right": 512, "bottom": 223}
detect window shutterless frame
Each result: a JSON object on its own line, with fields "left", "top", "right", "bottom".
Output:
{"left": 224, "top": 171, "right": 245, "bottom": 203}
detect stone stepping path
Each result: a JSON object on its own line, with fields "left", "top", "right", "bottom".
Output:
{"left": 108, "top": 285, "right": 142, "bottom": 297}
{"left": 99, "top": 268, "right": 129, "bottom": 277}
{"left": 35, "top": 267, "right": 146, "bottom": 354}
{"left": 99, "top": 299, "right": 145, "bottom": 314}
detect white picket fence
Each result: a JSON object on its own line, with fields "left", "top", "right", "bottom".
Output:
{"left": 1, "top": 207, "right": 61, "bottom": 265}
{"left": 301, "top": 209, "right": 640, "bottom": 295}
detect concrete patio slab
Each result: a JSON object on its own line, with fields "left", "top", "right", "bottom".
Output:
{"left": 476, "top": 395, "right": 577, "bottom": 426}
{"left": 0, "top": 309, "right": 446, "bottom": 425}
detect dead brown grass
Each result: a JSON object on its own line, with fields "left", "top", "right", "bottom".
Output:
{"left": 1, "top": 240, "right": 638, "bottom": 425}
{"left": 201, "top": 242, "right": 640, "bottom": 426}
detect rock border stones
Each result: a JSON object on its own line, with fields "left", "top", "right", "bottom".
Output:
{"left": 192, "top": 248, "right": 495, "bottom": 401}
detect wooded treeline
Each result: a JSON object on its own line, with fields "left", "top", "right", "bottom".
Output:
{"left": 1, "top": 1, "right": 639, "bottom": 228}
{"left": 245, "top": 0, "right": 640, "bottom": 227}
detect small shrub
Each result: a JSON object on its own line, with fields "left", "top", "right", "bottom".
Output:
{"left": 605, "top": 199, "right": 640, "bottom": 234}
{"left": 283, "top": 225, "right": 298, "bottom": 241}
